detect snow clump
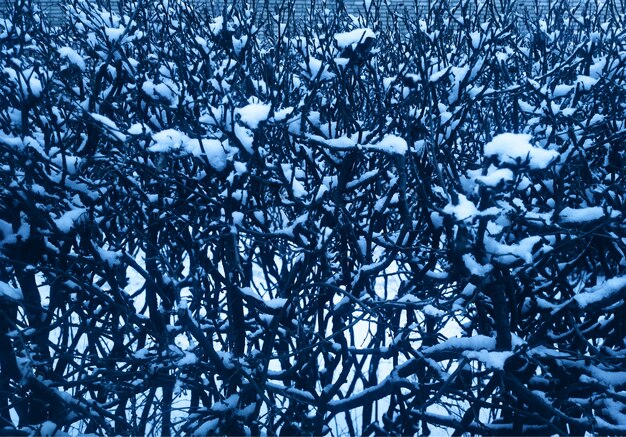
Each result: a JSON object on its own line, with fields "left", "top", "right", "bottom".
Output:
{"left": 334, "top": 28, "right": 376, "bottom": 49}
{"left": 150, "top": 129, "right": 227, "bottom": 171}
{"left": 0, "top": 281, "right": 23, "bottom": 301}
{"left": 57, "top": 46, "right": 86, "bottom": 71}
{"left": 236, "top": 103, "right": 271, "bottom": 129}
{"left": 484, "top": 133, "right": 559, "bottom": 170}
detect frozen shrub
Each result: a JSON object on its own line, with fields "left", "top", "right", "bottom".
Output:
{"left": 1, "top": 0, "right": 626, "bottom": 434}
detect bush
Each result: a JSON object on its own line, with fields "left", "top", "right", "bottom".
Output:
{"left": 1, "top": 0, "right": 626, "bottom": 434}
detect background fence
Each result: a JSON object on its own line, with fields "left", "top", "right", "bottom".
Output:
{"left": 3, "top": 0, "right": 617, "bottom": 25}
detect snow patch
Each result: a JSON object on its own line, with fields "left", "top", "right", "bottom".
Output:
{"left": 484, "top": 235, "right": 542, "bottom": 265}
{"left": 559, "top": 206, "right": 605, "bottom": 223}
{"left": 0, "top": 281, "right": 23, "bottom": 301}
{"left": 423, "top": 304, "right": 445, "bottom": 318}
{"left": 58, "top": 46, "right": 86, "bottom": 71}
{"left": 128, "top": 123, "right": 150, "bottom": 135}
{"left": 366, "top": 134, "right": 408, "bottom": 155}
{"left": 443, "top": 194, "right": 479, "bottom": 221}
{"left": 150, "top": 129, "right": 185, "bottom": 153}
{"left": 589, "top": 366, "right": 626, "bottom": 387}
{"left": 38, "top": 421, "right": 60, "bottom": 437}
{"left": 236, "top": 103, "right": 271, "bottom": 129}
{"left": 177, "top": 351, "right": 198, "bottom": 366}
{"left": 105, "top": 26, "right": 125, "bottom": 42}
{"left": 464, "top": 350, "right": 513, "bottom": 369}
{"left": 198, "top": 139, "right": 228, "bottom": 171}
{"left": 234, "top": 124, "right": 254, "bottom": 154}
{"left": 272, "top": 107, "right": 293, "bottom": 121}
{"left": 424, "top": 335, "right": 497, "bottom": 354}
{"left": 334, "top": 27, "right": 375, "bottom": 49}
{"left": 96, "top": 247, "right": 121, "bottom": 267}
{"left": 574, "top": 275, "right": 626, "bottom": 308}
{"left": 150, "top": 129, "right": 227, "bottom": 170}
{"left": 142, "top": 79, "right": 179, "bottom": 106}
{"left": 476, "top": 167, "right": 514, "bottom": 187}
{"left": 484, "top": 133, "right": 559, "bottom": 170}
{"left": 266, "top": 298, "right": 288, "bottom": 309}
{"left": 54, "top": 208, "right": 87, "bottom": 233}
{"left": 301, "top": 57, "right": 335, "bottom": 80}
{"left": 577, "top": 75, "right": 598, "bottom": 90}
{"left": 90, "top": 113, "right": 127, "bottom": 142}
{"left": 462, "top": 253, "right": 493, "bottom": 276}
{"left": 193, "top": 419, "right": 219, "bottom": 436}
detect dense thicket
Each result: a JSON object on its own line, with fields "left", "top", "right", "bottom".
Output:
{"left": 1, "top": 0, "right": 626, "bottom": 434}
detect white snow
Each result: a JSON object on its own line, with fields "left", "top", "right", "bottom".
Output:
{"left": 232, "top": 211, "right": 244, "bottom": 226}
{"left": 424, "top": 335, "right": 497, "bottom": 354}
{"left": 133, "top": 348, "right": 151, "bottom": 359}
{"left": 3, "top": 67, "right": 44, "bottom": 98}
{"left": 127, "top": 123, "right": 149, "bottom": 135}
{"left": 589, "top": 114, "right": 605, "bottom": 126}
{"left": 577, "top": 75, "right": 598, "bottom": 90}
{"left": 366, "top": 134, "right": 408, "bottom": 155}
{"left": 105, "top": 26, "right": 125, "bottom": 42}
{"left": 194, "top": 36, "right": 209, "bottom": 54}
{"left": 265, "top": 298, "right": 288, "bottom": 309}
{"left": 212, "top": 394, "right": 239, "bottom": 412}
{"left": 150, "top": 129, "right": 185, "bottom": 153}
{"left": 484, "top": 235, "right": 542, "bottom": 265}
{"left": 334, "top": 27, "right": 375, "bottom": 49}
{"left": 464, "top": 350, "right": 513, "bottom": 369}
{"left": 484, "top": 133, "right": 559, "bottom": 169}
{"left": 308, "top": 134, "right": 357, "bottom": 150}
{"left": 234, "top": 124, "right": 254, "bottom": 154}
{"left": 462, "top": 253, "right": 493, "bottom": 276}
{"left": 38, "top": 421, "right": 59, "bottom": 437}
{"left": 430, "top": 211, "right": 444, "bottom": 228}
{"left": 142, "top": 79, "right": 179, "bottom": 106}
{"left": 51, "top": 154, "right": 81, "bottom": 175}
{"left": 443, "top": 194, "right": 479, "bottom": 221}
{"left": 590, "top": 57, "right": 606, "bottom": 78}
{"left": 272, "top": 107, "right": 293, "bottom": 121}
{"left": 149, "top": 130, "right": 227, "bottom": 170}
{"left": 301, "top": 57, "right": 335, "bottom": 80}
{"left": 423, "top": 304, "right": 445, "bottom": 318}
{"left": 429, "top": 66, "right": 451, "bottom": 82}
{"left": 54, "top": 208, "right": 87, "bottom": 233}
{"left": 237, "top": 403, "right": 256, "bottom": 419}
{"left": 208, "top": 16, "right": 223, "bottom": 36}
{"left": 334, "top": 57, "right": 350, "bottom": 69}
{"left": 90, "top": 113, "right": 127, "bottom": 142}
{"left": 0, "top": 281, "right": 23, "bottom": 301}
{"left": 0, "top": 19, "right": 13, "bottom": 38}
{"left": 281, "top": 164, "right": 308, "bottom": 198}
{"left": 58, "top": 46, "right": 86, "bottom": 71}
{"left": 397, "top": 294, "right": 420, "bottom": 304}
{"left": 28, "top": 72, "right": 43, "bottom": 98}
{"left": 236, "top": 103, "right": 271, "bottom": 129}
{"left": 518, "top": 99, "right": 538, "bottom": 114}
{"left": 193, "top": 419, "right": 219, "bottom": 436}
{"left": 559, "top": 206, "right": 605, "bottom": 223}
{"left": 232, "top": 35, "right": 248, "bottom": 56}
{"left": 310, "top": 133, "right": 407, "bottom": 156}
{"left": 589, "top": 366, "right": 626, "bottom": 387}
{"left": 476, "top": 167, "right": 514, "bottom": 187}
{"left": 470, "top": 31, "right": 482, "bottom": 49}
{"left": 551, "top": 84, "right": 574, "bottom": 98}
{"left": 177, "top": 351, "right": 199, "bottom": 366}
{"left": 96, "top": 247, "right": 121, "bottom": 267}
{"left": 266, "top": 382, "right": 316, "bottom": 400}
{"left": 574, "top": 275, "right": 626, "bottom": 308}
{"left": 198, "top": 139, "right": 228, "bottom": 171}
